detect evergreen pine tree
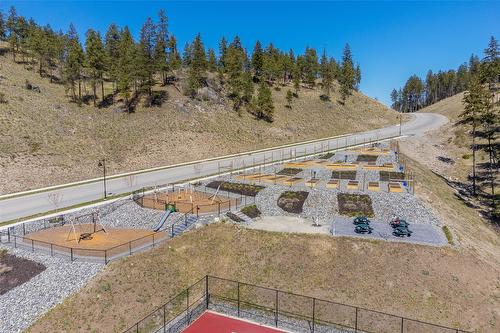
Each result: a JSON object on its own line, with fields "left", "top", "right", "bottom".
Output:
{"left": 340, "top": 43, "right": 356, "bottom": 102}
{"left": 85, "top": 29, "right": 106, "bottom": 105}
{"left": 185, "top": 33, "right": 206, "bottom": 97}
{"left": 292, "top": 62, "right": 301, "bottom": 95}
{"left": 137, "top": 17, "right": 156, "bottom": 95}
{"left": 460, "top": 77, "right": 490, "bottom": 196}
{"left": 251, "top": 40, "right": 264, "bottom": 79}
{"left": 218, "top": 36, "right": 227, "bottom": 71}
{"left": 225, "top": 36, "right": 249, "bottom": 110}
{"left": 63, "top": 23, "right": 85, "bottom": 102}
{"left": 168, "top": 34, "right": 181, "bottom": 73}
{"left": 481, "top": 36, "right": 499, "bottom": 89}
{"left": 255, "top": 82, "right": 274, "bottom": 122}
{"left": 0, "top": 10, "right": 6, "bottom": 40}
{"left": 303, "top": 47, "right": 318, "bottom": 88}
{"left": 104, "top": 24, "right": 121, "bottom": 93}
{"left": 117, "top": 26, "right": 135, "bottom": 109}
{"left": 154, "top": 9, "right": 169, "bottom": 85}
{"left": 207, "top": 48, "right": 217, "bottom": 72}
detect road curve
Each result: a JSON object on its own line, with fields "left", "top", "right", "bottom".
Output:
{"left": 0, "top": 113, "right": 447, "bottom": 224}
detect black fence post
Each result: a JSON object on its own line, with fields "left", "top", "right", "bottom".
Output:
{"left": 275, "top": 290, "right": 279, "bottom": 327}
{"left": 135, "top": 323, "right": 138, "bottom": 333}
{"left": 50, "top": 243, "right": 53, "bottom": 256}
{"left": 186, "top": 287, "right": 190, "bottom": 325}
{"left": 152, "top": 233, "right": 155, "bottom": 247}
{"left": 104, "top": 250, "right": 107, "bottom": 264}
{"left": 237, "top": 282, "right": 240, "bottom": 317}
{"left": 355, "top": 307, "right": 358, "bottom": 332}
{"left": 23, "top": 223, "right": 26, "bottom": 235}
{"left": 401, "top": 317, "right": 404, "bottom": 333}
{"left": 163, "top": 304, "right": 166, "bottom": 333}
{"left": 70, "top": 248, "right": 73, "bottom": 262}
{"left": 205, "top": 275, "right": 209, "bottom": 309}
{"left": 31, "top": 239, "right": 34, "bottom": 252}
{"left": 312, "top": 298, "right": 316, "bottom": 333}
{"left": 129, "top": 241, "right": 132, "bottom": 255}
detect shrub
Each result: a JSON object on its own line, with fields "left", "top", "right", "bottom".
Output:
{"left": 442, "top": 225, "right": 454, "bottom": 245}
{"left": 0, "top": 92, "right": 7, "bottom": 104}
{"left": 241, "top": 205, "right": 261, "bottom": 218}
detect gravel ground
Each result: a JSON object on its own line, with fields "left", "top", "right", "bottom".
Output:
{"left": 0, "top": 245, "right": 103, "bottom": 333}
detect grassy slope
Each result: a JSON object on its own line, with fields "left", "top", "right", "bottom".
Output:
{"left": 0, "top": 48, "right": 399, "bottom": 194}
{"left": 28, "top": 156, "right": 500, "bottom": 333}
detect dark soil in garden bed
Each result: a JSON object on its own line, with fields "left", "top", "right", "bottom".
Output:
{"left": 337, "top": 193, "right": 374, "bottom": 217}
{"left": 318, "top": 152, "right": 335, "bottom": 160}
{"left": 357, "top": 155, "right": 379, "bottom": 162}
{"left": 277, "top": 168, "right": 302, "bottom": 176}
{"left": 379, "top": 171, "right": 405, "bottom": 182}
{"left": 241, "top": 205, "right": 261, "bottom": 218}
{"left": 207, "top": 181, "right": 265, "bottom": 197}
{"left": 331, "top": 170, "right": 357, "bottom": 180}
{"left": 0, "top": 250, "right": 46, "bottom": 295}
{"left": 226, "top": 212, "right": 245, "bottom": 223}
{"left": 277, "top": 191, "right": 309, "bottom": 214}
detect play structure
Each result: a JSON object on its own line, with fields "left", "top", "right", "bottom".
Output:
{"left": 138, "top": 186, "right": 240, "bottom": 214}
{"left": 65, "top": 212, "right": 107, "bottom": 244}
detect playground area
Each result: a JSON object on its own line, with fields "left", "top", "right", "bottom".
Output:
{"left": 138, "top": 188, "right": 240, "bottom": 214}
{"left": 23, "top": 224, "right": 162, "bottom": 251}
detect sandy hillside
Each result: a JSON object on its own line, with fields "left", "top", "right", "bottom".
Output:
{"left": 0, "top": 47, "right": 399, "bottom": 194}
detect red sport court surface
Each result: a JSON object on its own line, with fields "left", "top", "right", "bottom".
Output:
{"left": 183, "top": 311, "right": 289, "bottom": 333}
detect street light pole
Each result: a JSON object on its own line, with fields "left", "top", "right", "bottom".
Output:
{"left": 98, "top": 159, "right": 107, "bottom": 199}
{"left": 399, "top": 112, "right": 402, "bottom": 136}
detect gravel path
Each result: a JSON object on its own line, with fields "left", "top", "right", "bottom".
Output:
{"left": 0, "top": 245, "right": 103, "bottom": 333}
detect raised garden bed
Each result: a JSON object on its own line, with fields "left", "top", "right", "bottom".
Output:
{"left": 241, "top": 205, "right": 261, "bottom": 218}
{"left": 226, "top": 212, "right": 245, "bottom": 223}
{"left": 0, "top": 250, "right": 46, "bottom": 295}
{"left": 338, "top": 193, "right": 374, "bottom": 217}
{"left": 277, "top": 168, "right": 302, "bottom": 176}
{"left": 277, "top": 191, "right": 309, "bottom": 214}
{"left": 318, "top": 152, "right": 335, "bottom": 160}
{"left": 207, "top": 181, "right": 265, "bottom": 197}
{"left": 357, "top": 154, "right": 379, "bottom": 162}
{"left": 380, "top": 171, "right": 405, "bottom": 182}
{"left": 331, "top": 170, "right": 357, "bottom": 180}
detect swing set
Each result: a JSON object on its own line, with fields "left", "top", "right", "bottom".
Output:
{"left": 65, "top": 211, "right": 107, "bottom": 244}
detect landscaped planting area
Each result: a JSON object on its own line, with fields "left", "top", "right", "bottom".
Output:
{"left": 277, "top": 168, "right": 303, "bottom": 176}
{"left": 337, "top": 193, "right": 375, "bottom": 217}
{"left": 241, "top": 205, "right": 262, "bottom": 218}
{"left": 0, "top": 249, "right": 46, "bottom": 295}
{"left": 207, "top": 181, "right": 265, "bottom": 196}
{"left": 277, "top": 191, "right": 309, "bottom": 213}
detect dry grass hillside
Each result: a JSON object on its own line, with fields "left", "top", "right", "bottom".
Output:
{"left": 0, "top": 46, "right": 398, "bottom": 194}
{"left": 28, "top": 158, "right": 500, "bottom": 333}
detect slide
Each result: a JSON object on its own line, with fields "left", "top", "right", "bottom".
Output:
{"left": 152, "top": 210, "right": 172, "bottom": 232}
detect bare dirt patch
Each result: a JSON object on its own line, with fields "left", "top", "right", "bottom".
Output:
{"left": 0, "top": 250, "right": 46, "bottom": 295}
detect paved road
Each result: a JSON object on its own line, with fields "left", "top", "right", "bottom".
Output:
{"left": 0, "top": 113, "right": 447, "bottom": 223}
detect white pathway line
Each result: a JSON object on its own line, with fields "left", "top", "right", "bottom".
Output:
{"left": 0, "top": 132, "right": 353, "bottom": 200}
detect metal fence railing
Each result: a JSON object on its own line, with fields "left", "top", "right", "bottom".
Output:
{"left": 0, "top": 228, "right": 170, "bottom": 264}
{"left": 123, "top": 275, "right": 472, "bottom": 333}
